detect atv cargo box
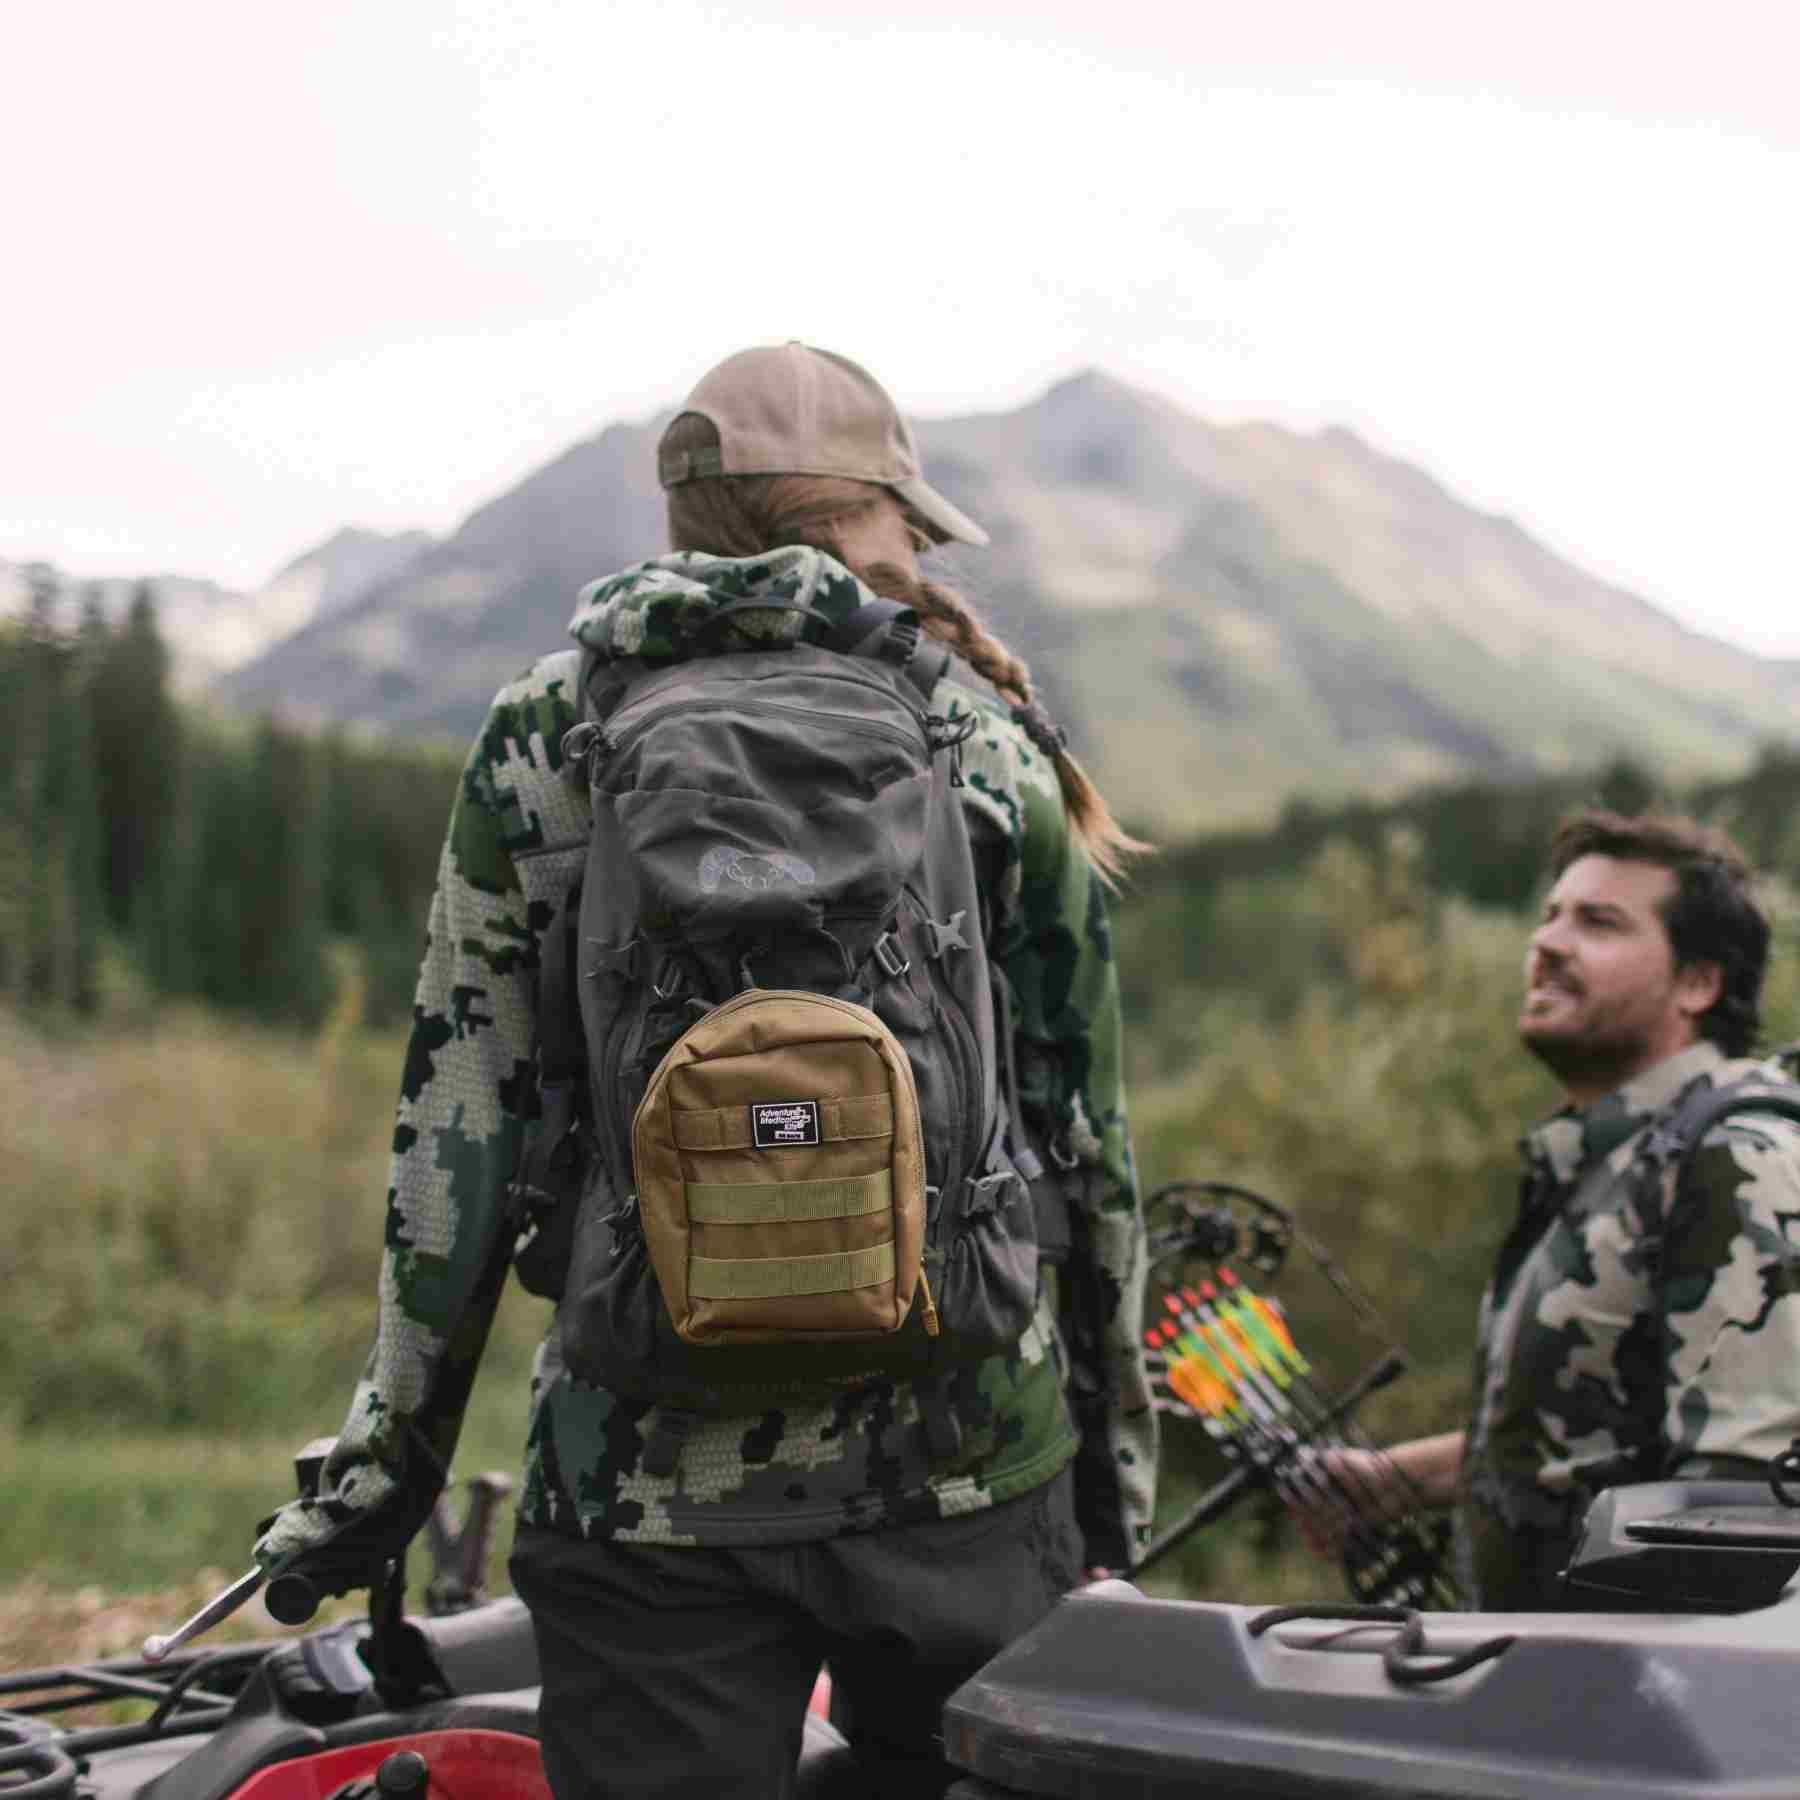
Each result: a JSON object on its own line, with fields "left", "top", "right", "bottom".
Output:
{"left": 943, "top": 1509, "right": 1800, "bottom": 1800}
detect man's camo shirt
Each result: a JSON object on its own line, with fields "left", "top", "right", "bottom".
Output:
{"left": 1456, "top": 1040, "right": 1800, "bottom": 1609}
{"left": 257, "top": 547, "right": 1157, "bottom": 1573}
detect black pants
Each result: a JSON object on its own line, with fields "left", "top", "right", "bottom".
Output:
{"left": 509, "top": 1468, "right": 1083, "bottom": 1800}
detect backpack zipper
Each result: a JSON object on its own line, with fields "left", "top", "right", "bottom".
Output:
{"left": 604, "top": 683, "right": 930, "bottom": 767}
{"left": 612, "top": 695, "right": 926, "bottom": 762}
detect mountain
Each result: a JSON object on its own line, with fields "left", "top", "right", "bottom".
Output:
{"left": 2, "top": 527, "right": 434, "bottom": 696}
{"left": 250, "top": 527, "right": 436, "bottom": 651}
{"left": 216, "top": 373, "right": 1798, "bottom": 833}
{"left": 221, "top": 421, "right": 665, "bottom": 734}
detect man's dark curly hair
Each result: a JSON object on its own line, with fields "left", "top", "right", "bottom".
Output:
{"left": 1548, "top": 807, "right": 1769, "bottom": 1056}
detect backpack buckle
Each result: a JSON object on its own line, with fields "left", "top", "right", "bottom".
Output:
{"left": 965, "top": 1171, "right": 1020, "bottom": 1218}
{"left": 880, "top": 618, "right": 921, "bottom": 667}
{"left": 924, "top": 911, "right": 970, "bottom": 958}
{"left": 872, "top": 933, "right": 910, "bottom": 980}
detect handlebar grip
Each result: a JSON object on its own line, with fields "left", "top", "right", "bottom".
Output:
{"left": 264, "top": 1570, "right": 321, "bottom": 1626}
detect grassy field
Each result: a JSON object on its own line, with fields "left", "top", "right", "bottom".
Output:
{"left": 8, "top": 837, "right": 1797, "bottom": 1665}
{"left": 0, "top": 991, "right": 552, "bottom": 1662}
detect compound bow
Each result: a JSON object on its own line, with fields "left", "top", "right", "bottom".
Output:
{"left": 1133, "top": 1179, "right": 1454, "bottom": 1610}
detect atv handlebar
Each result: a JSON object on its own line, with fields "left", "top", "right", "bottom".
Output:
{"left": 264, "top": 1569, "right": 324, "bottom": 1626}
{"left": 143, "top": 1437, "right": 516, "bottom": 1661}
{"left": 142, "top": 1548, "right": 403, "bottom": 1660}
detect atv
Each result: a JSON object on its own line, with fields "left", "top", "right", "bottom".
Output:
{"left": 9, "top": 1183, "right": 1798, "bottom": 1798}
{"left": 0, "top": 1443, "right": 856, "bottom": 1799}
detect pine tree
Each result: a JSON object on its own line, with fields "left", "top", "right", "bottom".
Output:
{"left": 61, "top": 588, "right": 111, "bottom": 1010}
{"left": 243, "top": 717, "right": 329, "bottom": 1023}
{"left": 0, "top": 616, "right": 26, "bottom": 999}
{"left": 89, "top": 580, "right": 180, "bottom": 935}
{"left": 19, "top": 565, "right": 63, "bottom": 1005}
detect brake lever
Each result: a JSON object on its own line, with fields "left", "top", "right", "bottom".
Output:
{"left": 142, "top": 1568, "right": 265, "bottom": 1662}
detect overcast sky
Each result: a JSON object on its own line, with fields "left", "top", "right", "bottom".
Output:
{"left": 6, "top": 1, "right": 1797, "bottom": 652}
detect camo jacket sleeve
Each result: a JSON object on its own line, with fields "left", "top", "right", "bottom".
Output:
{"left": 946, "top": 680, "right": 1159, "bottom": 1570}
{"left": 1660, "top": 1108, "right": 1800, "bottom": 1473}
{"left": 255, "top": 657, "right": 585, "bottom": 1571}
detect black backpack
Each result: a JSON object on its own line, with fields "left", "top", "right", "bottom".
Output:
{"left": 514, "top": 597, "right": 1047, "bottom": 1472}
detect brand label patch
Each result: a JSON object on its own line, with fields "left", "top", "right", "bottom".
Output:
{"left": 752, "top": 1099, "right": 821, "bottom": 1149}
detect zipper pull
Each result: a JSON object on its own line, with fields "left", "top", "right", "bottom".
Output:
{"left": 560, "top": 721, "right": 614, "bottom": 786}
{"left": 927, "top": 712, "right": 977, "bottom": 788}
{"left": 607, "top": 1193, "right": 640, "bottom": 1261}
{"left": 916, "top": 1265, "right": 941, "bottom": 1337}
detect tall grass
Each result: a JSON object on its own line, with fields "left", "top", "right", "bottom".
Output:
{"left": 1, "top": 970, "right": 552, "bottom": 1639}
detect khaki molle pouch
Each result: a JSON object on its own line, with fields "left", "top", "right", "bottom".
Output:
{"left": 632, "top": 989, "right": 937, "bottom": 1345}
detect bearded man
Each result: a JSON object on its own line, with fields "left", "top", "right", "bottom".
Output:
{"left": 1311, "top": 809, "right": 1800, "bottom": 1609}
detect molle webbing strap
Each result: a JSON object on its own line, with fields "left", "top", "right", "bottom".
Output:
{"left": 672, "top": 1094, "right": 893, "bottom": 1152}
{"left": 690, "top": 1240, "right": 898, "bottom": 1301}
{"left": 686, "top": 1170, "right": 893, "bottom": 1225}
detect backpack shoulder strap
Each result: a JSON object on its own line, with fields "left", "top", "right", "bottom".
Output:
{"left": 1665, "top": 1083, "right": 1800, "bottom": 1198}
{"left": 534, "top": 880, "right": 584, "bottom": 1090}
{"left": 1634, "top": 1073, "right": 1800, "bottom": 1275}
{"left": 822, "top": 595, "right": 950, "bottom": 702}
{"left": 1629, "top": 1073, "right": 1800, "bottom": 1479}
{"left": 507, "top": 878, "right": 588, "bottom": 1297}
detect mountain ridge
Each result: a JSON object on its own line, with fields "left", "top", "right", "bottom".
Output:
{"left": 194, "top": 372, "right": 1798, "bottom": 830}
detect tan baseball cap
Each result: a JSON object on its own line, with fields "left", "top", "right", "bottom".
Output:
{"left": 657, "top": 342, "right": 989, "bottom": 548}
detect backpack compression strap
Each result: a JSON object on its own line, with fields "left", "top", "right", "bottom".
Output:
{"left": 699, "top": 590, "right": 948, "bottom": 702}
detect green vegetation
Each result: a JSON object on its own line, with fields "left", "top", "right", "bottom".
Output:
{"left": 1, "top": 581, "right": 461, "bottom": 1030}
{"left": 0, "top": 999, "right": 550, "bottom": 1596}
{"left": 1119, "top": 819, "right": 1800, "bottom": 1601}
{"left": 5, "top": 587, "right": 1799, "bottom": 1654}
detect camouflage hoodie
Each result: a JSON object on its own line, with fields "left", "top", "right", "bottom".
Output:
{"left": 256, "top": 548, "right": 1157, "bottom": 1574}
{"left": 1457, "top": 1040, "right": 1800, "bottom": 1608}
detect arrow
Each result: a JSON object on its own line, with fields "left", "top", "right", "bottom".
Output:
{"left": 1160, "top": 1288, "right": 1426, "bottom": 1557}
